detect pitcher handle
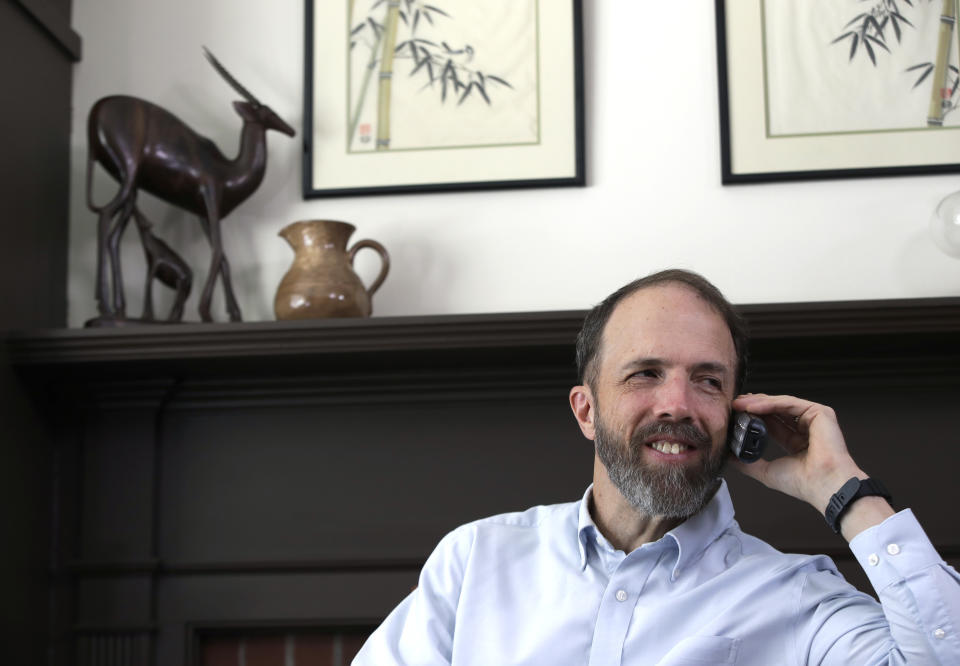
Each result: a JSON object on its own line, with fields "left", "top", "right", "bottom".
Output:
{"left": 348, "top": 239, "right": 390, "bottom": 297}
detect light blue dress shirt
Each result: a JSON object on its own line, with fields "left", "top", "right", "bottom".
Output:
{"left": 353, "top": 482, "right": 960, "bottom": 665}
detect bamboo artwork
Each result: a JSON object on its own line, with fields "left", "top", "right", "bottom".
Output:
{"left": 305, "top": 0, "right": 582, "bottom": 196}
{"left": 376, "top": 1, "right": 401, "bottom": 150}
{"left": 348, "top": 13, "right": 383, "bottom": 144}
{"left": 346, "top": 0, "right": 530, "bottom": 153}
{"left": 717, "top": 0, "right": 960, "bottom": 180}
{"left": 928, "top": 0, "right": 957, "bottom": 125}
{"left": 831, "top": 0, "right": 960, "bottom": 127}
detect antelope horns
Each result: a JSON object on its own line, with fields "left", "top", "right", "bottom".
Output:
{"left": 203, "top": 46, "right": 261, "bottom": 107}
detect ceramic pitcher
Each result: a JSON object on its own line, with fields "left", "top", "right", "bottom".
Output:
{"left": 274, "top": 220, "right": 389, "bottom": 319}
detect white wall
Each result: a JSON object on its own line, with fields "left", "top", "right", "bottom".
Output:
{"left": 67, "top": 1, "right": 960, "bottom": 326}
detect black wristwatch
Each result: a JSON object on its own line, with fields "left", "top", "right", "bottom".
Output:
{"left": 824, "top": 477, "right": 892, "bottom": 534}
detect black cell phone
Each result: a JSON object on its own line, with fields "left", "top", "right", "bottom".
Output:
{"left": 728, "top": 411, "right": 767, "bottom": 463}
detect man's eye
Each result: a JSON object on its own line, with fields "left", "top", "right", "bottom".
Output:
{"left": 629, "top": 369, "right": 659, "bottom": 380}
{"left": 700, "top": 377, "right": 723, "bottom": 389}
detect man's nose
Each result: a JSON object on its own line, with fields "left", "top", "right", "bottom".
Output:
{"left": 653, "top": 375, "right": 693, "bottom": 421}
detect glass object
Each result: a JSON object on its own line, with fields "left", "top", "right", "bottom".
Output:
{"left": 930, "top": 190, "right": 960, "bottom": 258}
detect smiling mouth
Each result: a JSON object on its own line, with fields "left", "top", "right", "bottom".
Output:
{"left": 647, "top": 441, "right": 695, "bottom": 455}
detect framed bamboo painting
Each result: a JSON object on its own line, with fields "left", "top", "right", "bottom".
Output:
{"left": 717, "top": 0, "right": 960, "bottom": 184}
{"left": 303, "top": 0, "right": 585, "bottom": 198}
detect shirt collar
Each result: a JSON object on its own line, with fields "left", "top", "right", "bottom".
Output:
{"left": 576, "top": 480, "right": 736, "bottom": 574}
{"left": 576, "top": 484, "right": 596, "bottom": 570}
{"left": 665, "top": 480, "right": 736, "bottom": 578}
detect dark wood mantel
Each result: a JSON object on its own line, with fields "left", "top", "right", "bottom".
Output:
{"left": 6, "top": 297, "right": 960, "bottom": 666}
{"left": 9, "top": 295, "right": 960, "bottom": 379}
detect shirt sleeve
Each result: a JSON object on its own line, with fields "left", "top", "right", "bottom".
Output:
{"left": 352, "top": 525, "right": 476, "bottom": 666}
{"left": 799, "top": 509, "right": 960, "bottom": 665}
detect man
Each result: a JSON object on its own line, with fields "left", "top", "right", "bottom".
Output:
{"left": 354, "top": 269, "right": 960, "bottom": 665}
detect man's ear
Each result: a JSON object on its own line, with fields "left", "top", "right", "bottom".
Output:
{"left": 569, "top": 384, "right": 596, "bottom": 440}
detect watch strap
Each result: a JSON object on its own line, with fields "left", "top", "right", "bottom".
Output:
{"left": 824, "top": 477, "right": 892, "bottom": 534}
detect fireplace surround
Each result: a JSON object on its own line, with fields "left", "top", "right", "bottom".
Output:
{"left": 7, "top": 299, "right": 960, "bottom": 665}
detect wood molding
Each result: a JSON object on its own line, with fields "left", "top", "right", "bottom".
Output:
{"left": 8, "top": 296, "right": 960, "bottom": 359}
{"left": 12, "top": 0, "right": 82, "bottom": 61}
{"left": 738, "top": 296, "right": 960, "bottom": 336}
{"left": 5, "top": 310, "right": 586, "bottom": 367}
{"left": 7, "top": 298, "right": 960, "bottom": 398}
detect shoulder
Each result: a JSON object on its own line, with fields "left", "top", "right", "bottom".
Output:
{"left": 722, "top": 522, "right": 843, "bottom": 579}
{"left": 701, "top": 523, "right": 867, "bottom": 624}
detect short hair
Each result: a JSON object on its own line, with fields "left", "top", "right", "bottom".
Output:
{"left": 575, "top": 269, "right": 749, "bottom": 395}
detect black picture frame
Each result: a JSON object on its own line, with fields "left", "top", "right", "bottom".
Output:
{"left": 716, "top": 0, "right": 960, "bottom": 184}
{"left": 303, "top": 0, "right": 585, "bottom": 198}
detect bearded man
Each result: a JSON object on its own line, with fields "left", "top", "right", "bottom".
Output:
{"left": 354, "top": 269, "right": 960, "bottom": 665}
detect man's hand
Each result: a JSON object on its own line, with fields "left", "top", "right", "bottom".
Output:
{"left": 730, "top": 393, "right": 895, "bottom": 541}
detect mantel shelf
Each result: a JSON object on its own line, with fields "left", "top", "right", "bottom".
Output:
{"left": 6, "top": 296, "right": 960, "bottom": 387}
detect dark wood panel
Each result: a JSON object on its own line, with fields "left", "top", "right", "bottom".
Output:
{"left": 80, "top": 407, "right": 160, "bottom": 561}
{"left": 77, "top": 575, "right": 153, "bottom": 627}
{"left": 0, "top": 0, "right": 72, "bottom": 330}
{"left": 155, "top": 399, "right": 590, "bottom": 565}
{"left": 0, "top": 1, "right": 76, "bottom": 664}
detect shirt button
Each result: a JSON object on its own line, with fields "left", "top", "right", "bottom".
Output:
{"left": 934, "top": 628, "right": 946, "bottom": 639}
{"left": 615, "top": 589, "right": 628, "bottom": 602}
{"left": 867, "top": 554, "right": 879, "bottom": 566}
{"left": 886, "top": 543, "right": 901, "bottom": 556}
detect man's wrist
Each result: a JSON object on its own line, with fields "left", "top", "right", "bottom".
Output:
{"left": 838, "top": 495, "right": 896, "bottom": 542}
{"left": 825, "top": 477, "right": 888, "bottom": 530}
{"left": 819, "top": 475, "right": 895, "bottom": 540}
{"left": 810, "top": 467, "right": 868, "bottom": 515}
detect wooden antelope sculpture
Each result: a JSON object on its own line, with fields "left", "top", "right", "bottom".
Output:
{"left": 131, "top": 207, "right": 192, "bottom": 322}
{"left": 85, "top": 48, "right": 295, "bottom": 324}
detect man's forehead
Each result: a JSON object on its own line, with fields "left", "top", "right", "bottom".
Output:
{"left": 600, "top": 284, "right": 735, "bottom": 365}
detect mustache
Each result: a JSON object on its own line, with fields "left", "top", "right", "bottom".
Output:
{"left": 630, "top": 421, "right": 711, "bottom": 449}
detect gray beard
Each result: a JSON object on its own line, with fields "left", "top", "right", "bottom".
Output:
{"left": 595, "top": 417, "right": 726, "bottom": 519}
